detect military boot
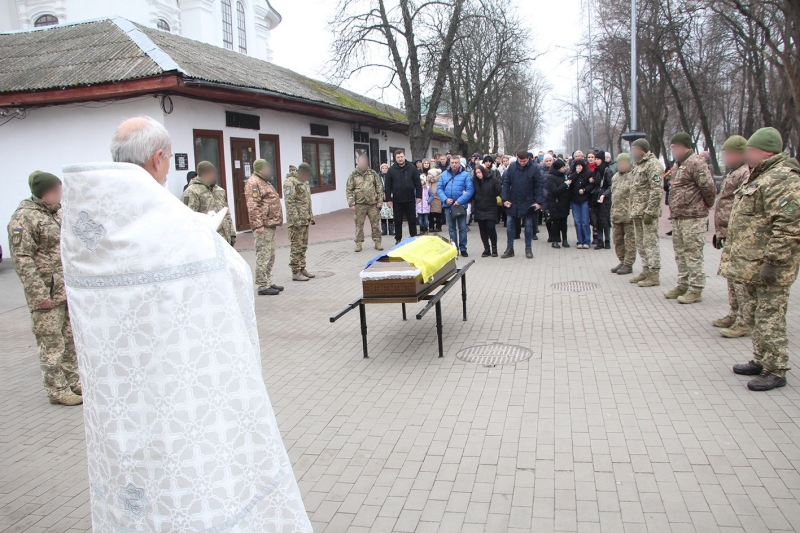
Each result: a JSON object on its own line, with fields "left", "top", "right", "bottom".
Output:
{"left": 712, "top": 315, "right": 736, "bottom": 328}
{"left": 733, "top": 360, "right": 763, "bottom": 375}
{"left": 677, "top": 290, "right": 702, "bottom": 304}
{"left": 49, "top": 389, "right": 83, "bottom": 406}
{"left": 71, "top": 383, "right": 82, "bottom": 396}
{"left": 664, "top": 285, "right": 688, "bottom": 299}
{"left": 258, "top": 287, "right": 280, "bottom": 295}
{"left": 616, "top": 264, "right": 633, "bottom": 275}
{"left": 301, "top": 269, "right": 315, "bottom": 278}
{"left": 638, "top": 271, "right": 660, "bottom": 287}
{"left": 611, "top": 263, "right": 624, "bottom": 273}
{"left": 375, "top": 241, "right": 384, "bottom": 251}
{"left": 355, "top": 242, "right": 362, "bottom": 252}
{"left": 293, "top": 271, "right": 309, "bottom": 282}
{"left": 720, "top": 323, "right": 751, "bottom": 338}
{"left": 630, "top": 270, "right": 649, "bottom": 283}
{"left": 747, "top": 369, "right": 787, "bottom": 391}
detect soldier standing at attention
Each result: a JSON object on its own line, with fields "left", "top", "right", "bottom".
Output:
{"left": 285, "top": 163, "right": 316, "bottom": 281}
{"left": 628, "top": 139, "right": 664, "bottom": 287}
{"left": 609, "top": 153, "right": 636, "bottom": 276}
{"left": 347, "top": 154, "right": 384, "bottom": 253}
{"left": 663, "top": 132, "right": 716, "bottom": 304}
{"left": 726, "top": 127, "right": 800, "bottom": 391}
{"left": 181, "top": 161, "right": 235, "bottom": 246}
{"left": 712, "top": 136, "right": 751, "bottom": 337}
{"left": 7, "top": 171, "right": 82, "bottom": 405}
{"left": 245, "top": 159, "right": 284, "bottom": 296}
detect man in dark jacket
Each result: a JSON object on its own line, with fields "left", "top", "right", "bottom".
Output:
{"left": 544, "top": 159, "right": 571, "bottom": 248}
{"left": 384, "top": 149, "right": 422, "bottom": 244}
{"left": 500, "top": 150, "right": 544, "bottom": 259}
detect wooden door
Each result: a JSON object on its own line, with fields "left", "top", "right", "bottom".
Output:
{"left": 230, "top": 137, "right": 256, "bottom": 231}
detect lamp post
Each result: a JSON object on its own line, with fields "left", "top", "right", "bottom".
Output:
{"left": 621, "top": 0, "right": 647, "bottom": 145}
{"left": 555, "top": 44, "right": 586, "bottom": 151}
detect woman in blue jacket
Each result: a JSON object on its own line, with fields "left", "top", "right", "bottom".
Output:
{"left": 438, "top": 155, "right": 475, "bottom": 257}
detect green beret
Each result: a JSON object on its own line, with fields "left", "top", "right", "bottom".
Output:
{"left": 297, "top": 162, "right": 312, "bottom": 172}
{"left": 196, "top": 160, "right": 216, "bottom": 175}
{"left": 632, "top": 138, "right": 650, "bottom": 152}
{"left": 670, "top": 132, "right": 693, "bottom": 148}
{"left": 28, "top": 170, "right": 61, "bottom": 199}
{"left": 616, "top": 153, "right": 631, "bottom": 163}
{"left": 722, "top": 135, "right": 747, "bottom": 153}
{"left": 747, "top": 127, "right": 783, "bottom": 154}
{"left": 253, "top": 159, "right": 268, "bottom": 173}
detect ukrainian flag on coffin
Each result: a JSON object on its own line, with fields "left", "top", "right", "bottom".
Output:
{"left": 364, "top": 236, "right": 458, "bottom": 282}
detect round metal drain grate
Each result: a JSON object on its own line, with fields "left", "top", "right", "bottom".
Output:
{"left": 551, "top": 280, "right": 599, "bottom": 292}
{"left": 456, "top": 344, "right": 534, "bottom": 367}
{"left": 312, "top": 271, "right": 336, "bottom": 279}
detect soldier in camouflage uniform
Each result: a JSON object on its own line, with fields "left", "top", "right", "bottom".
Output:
{"left": 609, "top": 153, "right": 636, "bottom": 275}
{"left": 180, "top": 161, "right": 235, "bottom": 245}
{"left": 724, "top": 127, "right": 800, "bottom": 391}
{"left": 663, "top": 132, "right": 716, "bottom": 304}
{"left": 7, "top": 171, "right": 82, "bottom": 406}
{"left": 285, "top": 163, "right": 315, "bottom": 281}
{"left": 245, "top": 159, "right": 284, "bottom": 296}
{"left": 711, "top": 136, "right": 751, "bottom": 337}
{"left": 347, "top": 155, "right": 384, "bottom": 253}
{"left": 628, "top": 139, "right": 664, "bottom": 287}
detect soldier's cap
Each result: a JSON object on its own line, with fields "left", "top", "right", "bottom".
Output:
{"left": 670, "top": 132, "right": 693, "bottom": 149}
{"left": 616, "top": 153, "right": 631, "bottom": 163}
{"left": 747, "top": 127, "right": 783, "bottom": 154}
{"left": 196, "top": 160, "right": 216, "bottom": 175}
{"left": 722, "top": 135, "right": 747, "bottom": 153}
{"left": 297, "top": 162, "right": 312, "bottom": 172}
{"left": 632, "top": 138, "right": 650, "bottom": 152}
{"left": 253, "top": 159, "right": 269, "bottom": 173}
{"left": 28, "top": 170, "right": 61, "bottom": 199}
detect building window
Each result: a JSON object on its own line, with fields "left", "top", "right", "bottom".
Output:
{"left": 34, "top": 14, "right": 58, "bottom": 27}
{"left": 157, "top": 19, "right": 170, "bottom": 31}
{"left": 221, "top": 0, "right": 234, "bottom": 50}
{"left": 236, "top": 2, "right": 247, "bottom": 54}
{"left": 259, "top": 134, "right": 282, "bottom": 196}
{"left": 301, "top": 138, "right": 336, "bottom": 193}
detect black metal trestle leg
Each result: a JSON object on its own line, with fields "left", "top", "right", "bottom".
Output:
{"left": 402, "top": 303, "right": 407, "bottom": 321}
{"left": 435, "top": 300, "right": 444, "bottom": 358}
{"left": 359, "top": 303, "right": 369, "bottom": 358}
{"left": 461, "top": 274, "right": 468, "bottom": 321}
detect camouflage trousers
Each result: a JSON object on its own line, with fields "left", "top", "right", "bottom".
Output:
{"left": 740, "top": 283, "right": 791, "bottom": 376}
{"left": 632, "top": 217, "right": 661, "bottom": 271}
{"left": 612, "top": 221, "right": 636, "bottom": 266}
{"left": 672, "top": 217, "right": 707, "bottom": 290}
{"left": 288, "top": 224, "right": 309, "bottom": 273}
{"left": 354, "top": 204, "right": 381, "bottom": 244}
{"left": 31, "top": 304, "right": 80, "bottom": 398}
{"left": 255, "top": 227, "right": 277, "bottom": 290}
{"left": 724, "top": 278, "right": 750, "bottom": 325}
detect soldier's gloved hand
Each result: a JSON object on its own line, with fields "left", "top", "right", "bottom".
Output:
{"left": 643, "top": 213, "right": 654, "bottom": 225}
{"left": 230, "top": 235, "right": 236, "bottom": 246}
{"left": 760, "top": 263, "right": 778, "bottom": 285}
{"left": 714, "top": 236, "right": 724, "bottom": 250}
{"left": 311, "top": 220, "right": 316, "bottom": 225}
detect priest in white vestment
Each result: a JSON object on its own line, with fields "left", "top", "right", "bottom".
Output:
{"left": 60, "top": 117, "right": 312, "bottom": 532}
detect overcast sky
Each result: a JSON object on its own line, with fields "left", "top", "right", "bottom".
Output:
{"left": 270, "top": 0, "right": 585, "bottom": 153}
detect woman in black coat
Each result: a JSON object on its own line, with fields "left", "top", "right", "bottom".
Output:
{"left": 544, "top": 160, "right": 571, "bottom": 248}
{"left": 472, "top": 165, "right": 502, "bottom": 257}
{"left": 569, "top": 161, "right": 595, "bottom": 248}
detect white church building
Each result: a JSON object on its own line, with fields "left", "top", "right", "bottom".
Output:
{"left": 0, "top": 8, "right": 452, "bottom": 253}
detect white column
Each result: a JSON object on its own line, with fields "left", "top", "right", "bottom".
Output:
{"left": 180, "top": 0, "right": 216, "bottom": 45}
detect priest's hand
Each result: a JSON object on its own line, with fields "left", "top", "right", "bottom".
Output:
{"left": 255, "top": 227, "right": 264, "bottom": 234}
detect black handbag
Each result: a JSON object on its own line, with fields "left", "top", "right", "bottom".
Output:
{"left": 450, "top": 204, "right": 467, "bottom": 218}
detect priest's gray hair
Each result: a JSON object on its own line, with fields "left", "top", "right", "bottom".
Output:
{"left": 110, "top": 116, "right": 172, "bottom": 166}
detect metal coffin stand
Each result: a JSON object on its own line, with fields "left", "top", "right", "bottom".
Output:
{"left": 330, "top": 260, "right": 474, "bottom": 358}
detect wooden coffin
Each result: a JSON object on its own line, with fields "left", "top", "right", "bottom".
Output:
{"left": 361, "top": 259, "right": 457, "bottom": 299}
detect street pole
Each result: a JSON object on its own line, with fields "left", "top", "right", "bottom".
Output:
{"left": 630, "top": 0, "right": 637, "bottom": 131}
{"left": 587, "top": 0, "right": 595, "bottom": 148}
{"left": 575, "top": 57, "right": 580, "bottom": 150}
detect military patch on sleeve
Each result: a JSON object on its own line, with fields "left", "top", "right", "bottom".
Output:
{"left": 780, "top": 198, "right": 798, "bottom": 216}
{"left": 11, "top": 227, "right": 22, "bottom": 246}
{"left": 285, "top": 187, "right": 291, "bottom": 196}
{"left": 252, "top": 187, "right": 259, "bottom": 199}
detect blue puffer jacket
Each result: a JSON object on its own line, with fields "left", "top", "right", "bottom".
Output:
{"left": 501, "top": 159, "right": 544, "bottom": 217}
{"left": 438, "top": 165, "right": 475, "bottom": 206}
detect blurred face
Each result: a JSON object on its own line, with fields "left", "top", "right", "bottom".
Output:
{"left": 671, "top": 144, "right": 690, "bottom": 161}
{"left": 745, "top": 146, "right": 774, "bottom": 169}
{"left": 40, "top": 184, "right": 62, "bottom": 206}
{"left": 631, "top": 146, "right": 645, "bottom": 161}
{"left": 357, "top": 156, "right": 368, "bottom": 171}
{"left": 617, "top": 160, "right": 631, "bottom": 173}
{"left": 722, "top": 150, "right": 744, "bottom": 169}
{"left": 450, "top": 157, "right": 461, "bottom": 172}
{"left": 298, "top": 168, "right": 311, "bottom": 182}
{"left": 395, "top": 152, "right": 406, "bottom": 165}
{"left": 199, "top": 169, "right": 217, "bottom": 186}
{"left": 587, "top": 153, "right": 596, "bottom": 165}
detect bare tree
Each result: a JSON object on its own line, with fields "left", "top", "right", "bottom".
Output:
{"left": 499, "top": 69, "right": 549, "bottom": 154}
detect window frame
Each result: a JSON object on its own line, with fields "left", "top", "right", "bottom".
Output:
{"left": 221, "top": 0, "right": 234, "bottom": 51}
{"left": 258, "top": 134, "right": 282, "bottom": 197}
{"left": 34, "top": 14, "right": 58, "bottom": 27}
{"left": 301, "top": 137, "right": 336, "bottom": 194}
{"left": 157, "top": 18, "right": 170, "bottom": 32}
{"left": 192, "top": 129, "right": 228, "bottom": 191}
{"left": 236, "top": 1, "right": 247, "bottom": 54}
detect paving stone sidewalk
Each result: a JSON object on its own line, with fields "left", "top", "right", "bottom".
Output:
{"left": 2, "top": 216, "right": 800, "bottom": 533}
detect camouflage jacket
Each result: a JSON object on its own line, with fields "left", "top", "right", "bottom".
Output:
{"left": 714, "top": 163, "right": 750, "bottom": 238}
{"left": 668, "top": 150, "right": 716, "bottom": 219}
{"left": 181, "top": 177, "right": 234, "bottom": 242}
{"left": 610, "top": 170, "right": 634, "bottom": 224}
{"left": 346, "top": 167, "right": 383, "bottom": 206}
{"left": 629, "top": 152, "right": 664, "bottom": 218}
{"left": 7, "top": 197, "right": 66, "bottom": 311}
{"left": 244, "top": 172, "right": 283, "bottom": 229}
{"left": 722, "top": 152, "right": 800, "bottom": 286}
{"left": 284, "top": 170, "right": 314, "bottom": 226}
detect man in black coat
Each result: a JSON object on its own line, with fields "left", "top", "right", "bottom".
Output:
{"left": 384, "top": 149, "right": 422, "bottom": 243}
{"left": 500, "top": 150, "right": 544, "bottom": 259}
